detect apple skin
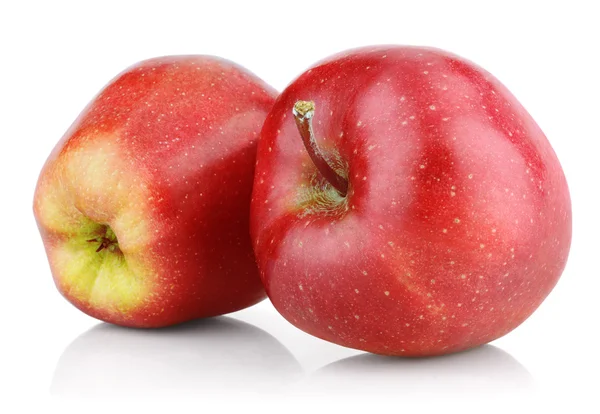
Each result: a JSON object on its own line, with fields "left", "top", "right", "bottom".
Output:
{"left": 251, "top": 46, "right": 571, "bottom": 356}
{"left": 34, "top": 56, "right": 276, "bottom": 327}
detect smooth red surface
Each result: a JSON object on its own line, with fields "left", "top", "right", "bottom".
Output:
{"left": 35, "top": 56, "right": 276, "bottom": 327}
{"left": 251, "top": 46, "right": 571, "bottom": 356}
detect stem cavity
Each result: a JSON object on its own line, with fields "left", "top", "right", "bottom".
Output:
{"left": 293, "top": 100, "right": 349, "bottom": 196}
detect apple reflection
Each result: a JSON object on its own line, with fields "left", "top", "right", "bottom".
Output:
{"left": 51, "top": 317, "right": 302, "bottom": 397}
{"left": 308, "top": 345, "right": 534, "bottom": 395}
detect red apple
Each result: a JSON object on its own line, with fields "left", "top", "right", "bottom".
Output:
{"left": 34, "top": 56, "right": 276, "bottom": 327}
{"left": 251, "top": 46, "right": 571, "bottom": 356}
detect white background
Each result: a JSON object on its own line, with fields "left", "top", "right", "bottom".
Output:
{"left": 1, "top": 0, "right": 598, "bottom": 412}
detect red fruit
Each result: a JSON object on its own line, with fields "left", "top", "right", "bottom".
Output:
{"left": 34, "top": 56, "right": 276, "bottom": 327}
{"left": 251, "top": 46, "right": 571, "bottom": 356}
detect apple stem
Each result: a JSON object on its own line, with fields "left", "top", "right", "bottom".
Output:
{"left": 293, "top": 101, "right": 348, "bottom": 196}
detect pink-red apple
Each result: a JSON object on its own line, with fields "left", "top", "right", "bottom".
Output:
{"left": 34, "top": 56, "right": 276, "bottom": 327}
{"left": 251, "top": 46, "right": 571, "bottom": 356}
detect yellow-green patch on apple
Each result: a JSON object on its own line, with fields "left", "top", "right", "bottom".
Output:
{"left": 35, "top": 135, "right": 157, "bottom": 315}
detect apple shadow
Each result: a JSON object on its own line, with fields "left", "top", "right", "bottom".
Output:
{"left": 50, "top": 316, "right": 303, "bottom": 397}
{"left": 306, "top": 345, "right": 534, "bottom": 395}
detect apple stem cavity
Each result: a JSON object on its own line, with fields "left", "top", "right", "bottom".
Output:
{"left": 293, "top": 100, "right": 349, "bottom": 197}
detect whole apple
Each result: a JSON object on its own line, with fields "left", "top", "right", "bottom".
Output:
{"left": 35, "top": 56, "right": 276, "bottom": 327}
{"left": 251, "top": 46, "right": 571, "bottom": 356}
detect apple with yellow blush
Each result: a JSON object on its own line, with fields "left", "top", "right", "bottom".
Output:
{"left": 34, "top": 56, "right": 276, "bottom": 327}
